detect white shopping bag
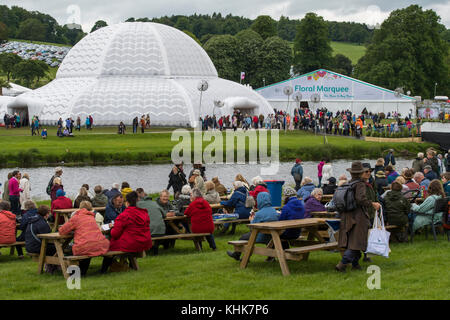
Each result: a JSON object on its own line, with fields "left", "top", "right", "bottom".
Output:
{"left": 366, "top": 208, "right": 390, "bottom": 258}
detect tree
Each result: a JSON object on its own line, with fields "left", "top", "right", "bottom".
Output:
{"left": 183, "top": 30, "right": 201, "bottom": 45}
{"left": 91, "top": 20, "right": 108, "bottom": 33}
{"left": 277, "top": 16, "right": 297, "bottom": 41}
{"left": 235, "top": 29, "right": 263, "bottom": 87}
{"left": 16, "top": 18, "right": 46, "bottom": 42}
{"left": 0, "top": 53, "right": 22, "bottom": 81}
{"left": 258, "top": 36, "right": 292, "bottom": 88}
{"left": 250, "top": 15, "right": 277, "bottom": 40}
{"left": 12, "top": 60, "right": 45, "bottom": 87}
{"left": 293, "top": 13, "right": 333, "bottom": 75}
{"left": 354, "top": 5, "right": 450, "bottom": 98}
{"left": 0, "top": 22, "right": 8, "bottom": 42}
{"left": 203, "top": 35, "right": 240, "bottom": 81}
{"left": 332, "top": 54, "right": 353, "bottom": 76}
{"left": 0, "top": 78, "right": 11, "bottom": 96}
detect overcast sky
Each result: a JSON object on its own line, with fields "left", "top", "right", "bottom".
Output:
{"left": 3, "top": 0, "right": 450, "bottom": 31}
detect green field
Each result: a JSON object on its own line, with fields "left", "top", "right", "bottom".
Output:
{"left": 0, "top": 127, "right": 437, "bottom": 167}
{"left": 0, "top": 226, "right": 448, "bottom": 299}
{"left": 9, "top": 38, "right": 72, "bottom": 47}
{"left": 330, "top": 41, "right": 367, "bottom": 64}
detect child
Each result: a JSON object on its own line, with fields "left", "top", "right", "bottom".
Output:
{"left": 41, "top": 128, "right": 48, "bottom": 139}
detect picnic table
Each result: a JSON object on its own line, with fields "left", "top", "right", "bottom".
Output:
{"left": 36, "top": 232, "right": 139, "bottom": 279}
{"left": 235, "top": 218, "right": 338, "bottom": 276}
{"left": 52, "top": 207, "right": 106, "bottom": 232}
{"left": 164, "top": 215, "right": 188, "bottom": 234}
{"left": 320, "top": 194, "right": 333, "bottom": 204}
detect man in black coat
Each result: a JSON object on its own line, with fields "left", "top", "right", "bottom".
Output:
{"left": 25, "top": 205, "right": 56, "bottom": 255}
{"left": 167, "top": 164, "right": 187, "bottom": 196}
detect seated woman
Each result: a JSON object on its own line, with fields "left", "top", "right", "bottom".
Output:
{"left": 59, "top": 201, "right": 110, "bottom": 276}
{"left": 0, "top": 201, "right": 17, "bottom": 246}
{"left": 101, "top": 192, "right": 152, "bottom": 273}
{"left": 296, "top": 177, "right": 315, "bottom": 201}
{"left": 121, "top": 182, "right": 133, "bottom": 199}
{"left": 16, "top": 200, "right": 39, "bottom": 258}
{"left": 227, "top": 192, "right": 279, "bottom": 261}
{"left": 220, "top": 181, "right": 252, "bottom": 234}
{"left": 304, "top": 188, "right": 326, "bottom": 217}
{"left": 249, "top": 176, "right": 269, "bottom": 208}
{"left": 51, "top": 189, "right": 73, "bottom": 224}
{"left": 204, "top": 181, "right": 221, "bottom": 205}
{"left": 279, "top": 187, "right": 306, "bottom": 247}
{"left": 212, "top": 177, "right": 227, "bottom": 196}
{"left": 411, "top": 179, "right": 445, "bottom": 233}
{"left": 25, "top": 205, "right": 57, "bottom": 272}
{"left": 91, "top": 185, "right": 108, "bottom": 207}
{"left": 234, "top": 174, "right": 250, "bottom": 190}
{"left": 383, "top": 181, "right": 411, "bottom": 242}
{"left": 73, "top": 187, "right": 92, "bottom": 208}
{"left": 175, "top": 185, "right": 192, "bottom": 215}
{"left": 184, "top": 188, "right": 216, "bottom": 250}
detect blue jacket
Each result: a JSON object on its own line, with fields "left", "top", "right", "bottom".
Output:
{"left": 105, "top": 188, "right": 121, "bottom": 200}
{"left": 279, "top": 196, "right": 306, "bottom": 239}
{"left": 220, "top": 186, "right": 251, "bottom": 219}
{"left": 252, "top": 192, "right": 279, "bottom": 243}
{"left": 424, "top": 170, "right": 438, "bottom": 181}
{"left": 17, "top": 208, "right": 38, "bottom": 241}
{"left": 384, "top": 153, "right": 396, "bottom": 167}
{"left": 104, "top": 198, "right": 126, "bottom": 224}
{"left": 444, "top": 181, "right": 450, "bottom": 197}
{"left": 25, "top": 214, "right": 52, "bottom": 254}
{"left": 297, "top": 183, "right": 315, "bottom": 200}
{"left": 291, "top": 163, "right": 303, "bottom": 179}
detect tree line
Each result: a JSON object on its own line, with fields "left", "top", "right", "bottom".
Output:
{"left": 0, "top": 5, "right": 85, "bottom": 45}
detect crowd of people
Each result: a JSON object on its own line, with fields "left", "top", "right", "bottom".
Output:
{"left": 3, "top": 113, "right": 25, "bottom": 128}
{"left": 198, "top": 107, "right": 422, "bottom": 139}
{"left": 0, "top": 145, "right": 449, "bottom": 275}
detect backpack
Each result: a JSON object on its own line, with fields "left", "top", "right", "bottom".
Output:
{"left": 332, "top": 181, "right": 358, "bottom": 213}
{"left": 236, "top": 190, "right": 256, "bottom": 208}
{"left": 46, "top": 176, "right": 54, "bottom": 196}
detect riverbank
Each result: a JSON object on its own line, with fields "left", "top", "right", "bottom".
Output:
{"left": 0, "top": 127, "right": 438, "bottom": 168}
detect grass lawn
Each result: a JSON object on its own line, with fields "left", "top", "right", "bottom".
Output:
{"left": 0, "top": 225, "right": 448, "bottom": 300}
{"left": 9, "top": 38, "right": 72, "bottom": 47}
{"left": 330, "top": 41, "right": 367, "bottom": 64}
{"left": 0, "top": 127, "right": 437, "bottom": 167}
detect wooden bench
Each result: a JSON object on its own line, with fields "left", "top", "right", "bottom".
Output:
{"left": 63, "top": 251, "right": 140, "bottom": 270}
{"left": 0, "top": 241, "right": 25, "bottom": 256}
{"left": 152, "top": 233, "right": 211, "bottom": 251}
{"left": 228, "top": 240, "right": 249, "bottom": 253}
{"left": 27, "top": 252, "right": 40, "bottom": 262}
{"left": 284, "top": 242, "right": 338, "bottom": 255}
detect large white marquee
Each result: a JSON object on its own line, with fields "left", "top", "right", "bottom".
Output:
{"left": 256, "top": 69, "right": 418, "bottom": 117}
{"left": 2, "top": 22, "right": 273, "bottom": 127}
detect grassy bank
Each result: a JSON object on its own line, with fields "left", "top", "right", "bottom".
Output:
{"left": 0, "top": 127, "right": 437, "bottom": 168}
{"left": 0, "top": 226, "right": 448, "bottom": 299}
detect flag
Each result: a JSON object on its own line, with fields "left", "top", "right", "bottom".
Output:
{"left": 240, "top": 72, "right": 245, "bottom": 80}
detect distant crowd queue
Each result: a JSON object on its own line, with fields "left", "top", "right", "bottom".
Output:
{"left": 0, "top": 146, "right": 449, "bottom": 274}
{"left": 198, "top": 107, "right": 421, "bottom": 138}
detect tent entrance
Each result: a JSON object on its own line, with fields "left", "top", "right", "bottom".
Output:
{"left": 8, "top": 106, "right": 29, "bottom": 127}
{"left": 234, "top": 106, "right": 256, "bottom": 116}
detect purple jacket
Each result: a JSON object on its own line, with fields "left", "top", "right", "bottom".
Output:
{"left": 304, "top": 196, "right": 326, "bottom": 217}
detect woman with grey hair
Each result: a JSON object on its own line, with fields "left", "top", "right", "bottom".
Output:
{"left": 249, "top": 176, "right": 268, "bottom": 208}
{"left": 220, "top": 180, "right": 252, "bottom": 234}
{"left": 184, "top": 188, "right": 216, "bottom": 250}
{"left": 176, "top": 185, "right": 192, "bottom": 215}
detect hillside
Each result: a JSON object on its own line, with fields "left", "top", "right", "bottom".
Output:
{"left": 330, "top": 41, "right": 366, "bottom": 64}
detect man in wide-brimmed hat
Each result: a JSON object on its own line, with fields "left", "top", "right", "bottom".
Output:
{"left": 374, "top": 170, "right": 388, "bottom": 196}
{"left": 336, "top": 161, "right": 380, "bottom": 272}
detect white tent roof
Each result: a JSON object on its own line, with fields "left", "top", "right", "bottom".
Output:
{"left": 7, "top": 22, "right": 273, "bottom": 126}
{"left": 1, "top": 82, "right": 31, "bottom": 97}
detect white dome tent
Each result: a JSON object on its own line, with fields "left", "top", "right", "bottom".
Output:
{"left": 4, "top": 22, "right": 273, "bottom": 127}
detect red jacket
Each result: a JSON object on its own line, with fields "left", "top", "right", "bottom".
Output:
{"left": 0, "top": 210, "right": 16, "bottom": 244}
{"left": 109, "top": 206, "right": 152, "bottom": 252}
{"left": 184, "top": 198, "right": 214, "bottom": 234}
{"left": 249, "top": 185, "right": 269, "bottom": 208}
{"left": 59, "top": 208, "right": 110, "bottom": 257}
{"left": 51, "top": 196, "right": 73, "bottom": 225}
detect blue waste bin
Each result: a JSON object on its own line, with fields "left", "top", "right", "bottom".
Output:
{"left": 264, "top": 180, "right": 285, "bottom": 207}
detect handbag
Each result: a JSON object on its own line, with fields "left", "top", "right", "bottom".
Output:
{"left": 366, "top": 208, "right": 391, "bottom": 258}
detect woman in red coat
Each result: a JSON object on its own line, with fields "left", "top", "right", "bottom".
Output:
{"left": 249, "top": 176, "right": 269, "bottom": 209}
{"left": 101, "top": 191, "right": 152, "bottom": 273}
{"left": 51, "top": 189, "right": 73, "bottom": 225}
{"left": 184, "top": 188, "right": 216, "bottom": 250}
{"left": 59, "top": 201, "right": 110, "bottom": 275}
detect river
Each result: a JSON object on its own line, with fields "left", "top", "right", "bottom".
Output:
{"left": 0, "top": 159, "right": 413, "bottom": 201}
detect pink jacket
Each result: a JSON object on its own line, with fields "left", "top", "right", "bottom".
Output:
{"left": 8, "top": 177, "right": 22, "bottom": 196}
{"left": 318, "top": 161, "right": 325, "bottom": 178}
{"left": 59, "top": 208, "right": 110, "bottom": 257}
